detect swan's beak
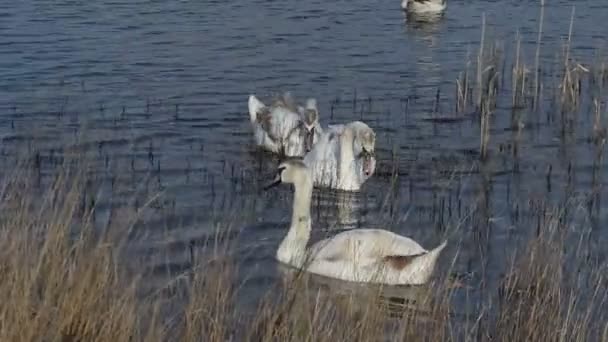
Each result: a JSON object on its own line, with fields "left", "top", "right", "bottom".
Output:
{"left": 304, "top": 127, "right": 315, "bottom": 152}
{"left": 263, "top": 174, "right": 282, "bottom": 191}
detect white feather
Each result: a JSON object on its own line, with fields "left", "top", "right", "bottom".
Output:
{"left": 247, "top": 94, "right": 323, "bottom": 157}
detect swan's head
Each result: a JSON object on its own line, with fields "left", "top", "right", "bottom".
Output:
{"left": 264, "top": 159, "right": 311, "bottom": 190}
{"left": 349, "top": 122, "right": 376, "bottom": 177}
{"left": 301, "top": 98, "right": 319, "bottom": 152}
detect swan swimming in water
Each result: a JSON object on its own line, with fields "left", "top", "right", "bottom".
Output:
{"left": 264, "top": 160, "right": 447, "bottom": 285}
{"left": 401, "top": 0, "right": 446, "bottom": 13}
{"left": 303, "top": 121, "right": 376, "bottom": 191}
{"left": 248, "top": 93, "right": 323, "bottom": 157}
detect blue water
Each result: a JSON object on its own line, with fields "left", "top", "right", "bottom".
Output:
{"left": 1, "top": 0, "right": 607, "bottom": 324}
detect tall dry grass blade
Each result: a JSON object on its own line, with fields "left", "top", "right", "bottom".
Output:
{"left": 476, "top": 13, "right": 487, "bottom": 110}
{"left": 512, "top": 29, "right": 522, "bottom": 108}
{"left": 533, "top": 0, "right": 546, "bottom": 111}
{"left": 0, "top": 156, "right": 145, "bottom": 342}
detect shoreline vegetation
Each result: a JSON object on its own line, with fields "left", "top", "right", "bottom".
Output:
{"left": 2, "top": 10, "right": 608, "bottom": 342}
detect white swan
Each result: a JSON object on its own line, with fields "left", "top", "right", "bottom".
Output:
{"left": 264, "top": 160, "right": 447, "bottom": 285}
{"left": 248, "top": 93, "right": 323, "bottom": 157}
{"left": 303, "top": 121, "right": 376, "bottom": 191}
{"left": 401, "top": 0, "right": 446, "bottom": 13}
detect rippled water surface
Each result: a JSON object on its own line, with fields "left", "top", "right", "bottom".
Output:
{"left": 2, "top": 0, "right": 608, "bottom": 326}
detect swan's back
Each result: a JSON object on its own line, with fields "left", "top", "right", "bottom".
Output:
{"left": 304, "top": 228, "right": 443, "bottom": 284}
{"left": 309, "top": 228, "right": 427, "bottom": 262}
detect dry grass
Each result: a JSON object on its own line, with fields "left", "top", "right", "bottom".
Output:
{"left": 494, "top": 211, "right": 607, "bottom": 342}
{"left": 0, "top": 149, "right": 606, "bottom": 342}
{"left": 0, "top": 158, "right": 142, "bottom": 342}
{"left": 512, "top": 29, "right": 529, "bottom": 110}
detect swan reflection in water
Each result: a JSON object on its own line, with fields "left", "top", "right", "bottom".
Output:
{"left": 312, "top": 187, "right": 372, "bottom": 229}
{"left": 403, "top": 10, "right": 444, "bottom": 47}
{"left": 404, "top": 10, "right": 444, "bottom": 27}
{"left": 276, "top": 262, "right": 438, "bottom": 320}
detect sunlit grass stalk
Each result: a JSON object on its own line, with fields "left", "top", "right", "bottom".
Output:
{"left": 476, "top": 14, "right": 486, "bottom": 110}
{"left": 512, "top": 29, "right": 528, "bottom": 110}
{"left": 456, "top": 55, "right": 471, "bottom": 113}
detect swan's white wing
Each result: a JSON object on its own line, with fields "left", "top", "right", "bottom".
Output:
{"left": 274, "top": 106, "right": 317, "bottom": 156}
{"left": 308, "top": 229, "right": 427, "bottom": 265}
{"left": 248, "top": 96, "right": 281, "bottom": 152}
{"left": 283, "top": 124, "right": 307, "bottom": 157}
{"left": 254, "top": 104, "right": 308, "bottom": 155}
{"left": 304, "top": 229, "right": 446, "bottom": 285}
{"left": 252, "top": 124, "right": 281, "bottom": 152}
{"left": 248, "top": 95, "right": 265, "bottom": 122}
{"left": 267, "top": 107, "right": 301, "bottom": 140}
{"left": 249, "top": 94, "right": 322, "bottom": 156}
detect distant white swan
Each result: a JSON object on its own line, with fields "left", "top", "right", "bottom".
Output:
{"left": 303, "top": 121, "right": 376, "bottom": 191}
{"left": 401, "top": 0, "right": 446, "bottom": 13}
{"left": 265, "top": 160, "right": 447, "bottom": 285}
{"left": 248, "top": 93, "right": 323, "bottom": 157}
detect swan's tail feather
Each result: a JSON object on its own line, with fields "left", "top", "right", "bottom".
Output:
{"left": 248, "top": 95, "right": 265, "bottom": 123}
{"left": 418, "top": 240, "right": 447, "bottom": 267}
{"left": 429, "top": 240, "right": 447, "bottom": 255}
{"left": 406, "top": 240, "right": 447, "bottom": 284}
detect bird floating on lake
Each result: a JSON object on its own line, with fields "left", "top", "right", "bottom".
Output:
{"left": 264, "top": 160, "right": 447, "bottom": 285}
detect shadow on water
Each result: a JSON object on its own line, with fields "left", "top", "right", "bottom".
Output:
{"left": 277, "top": 263, "right": 435, "bottom": 316}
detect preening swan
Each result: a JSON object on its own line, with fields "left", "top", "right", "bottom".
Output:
{"left": 264, "top": 160, "right": 447, "bottom": 285}
{"left": 303, "top": 121, "right": 376, "bottom": 191}
{"left": 401, "top": 0, "right": 446, "bottom": 13}
{"left": 248, "top": 93, "right": 323, "bottom": 157}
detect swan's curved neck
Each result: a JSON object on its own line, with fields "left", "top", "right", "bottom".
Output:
{"left": 277, "top": 177, "right": 313, "bottom": 266}
{"left": 338, "top": 128, "right": 356, "bottom": 188}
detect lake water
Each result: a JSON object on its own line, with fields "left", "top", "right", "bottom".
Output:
{"left": 1, "top": 0, "right": 608, "bottom": 332}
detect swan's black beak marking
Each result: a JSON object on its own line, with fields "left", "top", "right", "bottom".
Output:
{"left": 263, "top": 175, "right": 281, "bottom": 191}
{"left": 263, "top": 166, "right": 285, "bottom": 191}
